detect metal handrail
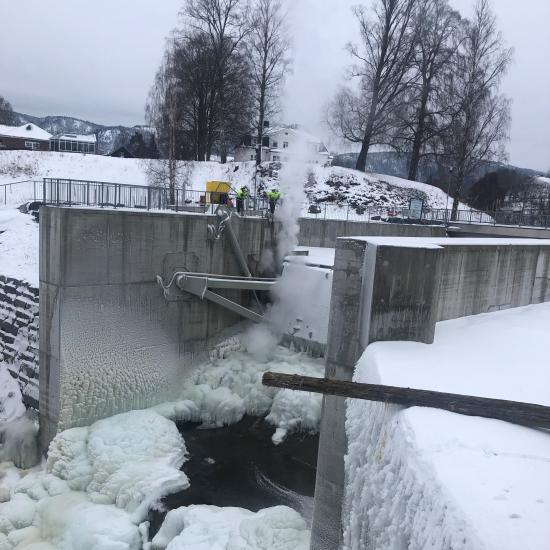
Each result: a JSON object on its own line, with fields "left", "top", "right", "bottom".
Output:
{"left": 3, "top": 177, "right": 550, "bottom": 229}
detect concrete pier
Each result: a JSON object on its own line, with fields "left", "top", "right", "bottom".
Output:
{"left": 310, "top": 236, "right": 550, "bottom": 549}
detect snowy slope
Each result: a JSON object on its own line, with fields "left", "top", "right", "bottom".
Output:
{"left": 0, "top": 207, "right": 39, "bottom": 286}
{"left": 344, "top": 302, "right": 550, "bottom": 550}
{"left": 0, "top": 150, "right": 459, "bottom": 211}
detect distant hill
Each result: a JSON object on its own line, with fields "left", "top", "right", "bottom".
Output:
{"left": 332, "top": 151, "right": 543, "bottom": 191}
{"left": 14, "top": 113, "right": 155, "bottom": 156}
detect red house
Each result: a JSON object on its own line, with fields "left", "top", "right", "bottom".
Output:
{"left": 0, "top": 123, "right": 52, "bottom": 152}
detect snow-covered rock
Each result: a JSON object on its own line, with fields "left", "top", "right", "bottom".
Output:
{"left": 0, "top": 365, "right": 25, "bottom": 423}
{"left": 0, "top": 409, "right": 188, "bottom": 549}
{"left": 152, "top": 504, "right": 310, "bottom": 550}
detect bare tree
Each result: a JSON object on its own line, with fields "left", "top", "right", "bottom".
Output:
{"left": 248, "top": 0, "right": 291, "bottom": 166}
{"left": 440, "top": 0, "right": 512, "bottom": 219}
{"left": 0, "top": 96, "right": 16, "bottom": 125}
{"left": 146, "top": 39, "right": 181, "bottom": 202}
{"left": 328, "top": 0, "right": 418, "bottom": 172}
{"left": 392, "top": 0, "right": 462, "bottom": 181}
{"left": 184, "top": 0, "right": 250, "bottom": 163}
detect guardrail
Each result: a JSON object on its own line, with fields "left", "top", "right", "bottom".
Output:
{"left": 40, "top": 178, "right": 269, "bottom": 215}
{"left": 0, "top": 180, "right": 41, "bottom": 206}
{"left": 2, "top": 178, "right": 550, "bottom": 229}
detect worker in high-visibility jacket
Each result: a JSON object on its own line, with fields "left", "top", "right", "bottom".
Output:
{"left": 267, "top": 188, "right": 281, "bottom": 215}
{"left": 236, "top": 186, "right": 249, "bottom": 214}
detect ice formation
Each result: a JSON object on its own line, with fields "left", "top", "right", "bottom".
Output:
{"left": 152, "top": 504, "right": 310, "bottom": 550}
{"left": 0, "top": 365, "right": 25, "bottom": 423}
{"left": 344, "top": 303, "right": 550, "bottom": 550}
{"left": 152, "top": 343, "right": 324, "bottom": 443}
{"left": 0, "top": 409, "right": 188, "bottom": 549}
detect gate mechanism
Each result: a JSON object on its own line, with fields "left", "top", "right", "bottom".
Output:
{"left": 156, "top": 271, "right": 277, "bottom": 323}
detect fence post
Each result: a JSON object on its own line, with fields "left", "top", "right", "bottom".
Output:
{"left": 147, "top": 188, "right": 151, "bottom": 211}
{"left": 175, "top": 188, "right": 179, "bottom": 212}
{"left": 114, "top": 184, "right": 118, "bottom": 209}
{"left": 68, "top": 180, "right": 72, "bottom": 207}
{"left": 56, "top": 179, "right": 60, "bottom": 206}
{"left": 86, "top": 182, "right": 90, "bottom": 206}
{"left": 101, "top": 183, "right": 104, "bottom": 207}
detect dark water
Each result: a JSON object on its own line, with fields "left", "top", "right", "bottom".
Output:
{"left": 149, "top": 416, "right": 319, "bottom": 536}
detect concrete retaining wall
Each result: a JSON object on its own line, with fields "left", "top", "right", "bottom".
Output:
{"left": 448, "top": 223, "right": 550, "bottom": 239}
{"left": 298, "top": 217, "right": 445, "bottom": 248}
{"left": 311, "top": 237, "right": 550, "bottom": 549}
{"left": 39, "top": 207, "right": 274, "bottom": 448}
{"left": 0, "top": 275, "right": 39, "bottom": 409}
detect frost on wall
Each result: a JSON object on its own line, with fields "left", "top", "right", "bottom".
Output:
{"left": 57, "top": 290, "right": 183, "bottom": 431}
{"left": 343, "top": 401, "right": 479, "bottom": 550}
{"left": 0, "top": 276, "right": 39, "bottom": 408}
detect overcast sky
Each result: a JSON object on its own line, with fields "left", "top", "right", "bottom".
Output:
{"left": 0, "top": 0, "right": 548, "bottom": 171}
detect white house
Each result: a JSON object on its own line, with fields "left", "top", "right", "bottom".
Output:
{"left": 234, "top": 125, "right": 331, "bottom": 165}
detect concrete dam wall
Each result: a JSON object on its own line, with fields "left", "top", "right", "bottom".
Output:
{"left": 39, "top": 207, "right": 275, "bottom": 448}
{"left": 311, "top": 236, "right": 550, "bottom": 549}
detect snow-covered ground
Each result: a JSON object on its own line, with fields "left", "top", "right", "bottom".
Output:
{"left": 0, "top": 207, "right": 39, "bottom": 286}
{"left": 344, "top": 302, "right": 550, "bottom": 550}
{"left": 0, "top": 150, "right": 461, "bottom": 214}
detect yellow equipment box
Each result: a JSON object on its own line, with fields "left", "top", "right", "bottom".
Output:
{"left": 206, "top": 180, "right": 231, "bottom": 204}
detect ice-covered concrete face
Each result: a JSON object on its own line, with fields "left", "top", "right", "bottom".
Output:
{"left": 310, "top": 236, "right": 550, "bottom": 550}
{"left": 39, "top": 207, "right": 274, "bottom": 450}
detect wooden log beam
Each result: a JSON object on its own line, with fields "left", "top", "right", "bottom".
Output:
{"left": 262, "top": 372, "right": 550, "bottom": 430}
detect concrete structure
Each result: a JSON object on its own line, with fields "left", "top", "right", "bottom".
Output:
{"left": 39, "top": 206, "right": 275, "bottom": 449}
{"left": 298, "top": 218, "right": 446, "bottom": 247}
{"left": 448, "top": 222, "right": 550, "bottom": 239}
{"left": 311, "top": 236, "right": 550, "bottom": 549}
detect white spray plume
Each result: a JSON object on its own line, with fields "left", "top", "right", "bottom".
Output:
{"left": 274, "top": 142, "right": 308, "bottom": 262}
{"left": 242, "top": 142, "right": 317, "bottom": 357}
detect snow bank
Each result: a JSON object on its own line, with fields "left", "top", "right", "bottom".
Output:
{"left": 298, "top": 164, "right": 466, "bottom": 211}
{"left": 0, "top": 409, "right": 188, "bottom": 549}
{"left": 152, "top": 504, "right": 310, "bottom": 550}
{"left": 0, "top": 208, "right": 39, "bottom": 286}
{"left": 153, "top": 342, "right": 324, "bottom": 444}
{"left": 344, "top": 302, "right": 550, "bottom": 550}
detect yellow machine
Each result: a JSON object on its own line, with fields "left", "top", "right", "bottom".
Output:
{"left": 206, "top": 181, "right": 231, "bottom": 204}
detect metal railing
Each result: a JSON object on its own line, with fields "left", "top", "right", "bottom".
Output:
{"left": 0, "top": 180, "right": 41, "bottom": 206}
{"left": 303, "top": 202, "right": 550, "bottom": 228}
{"left": 3, "top": 178, "right": 550, "bottom": 229}
{"left": 40, "top": 178, "right": 269, "bottom": 215}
